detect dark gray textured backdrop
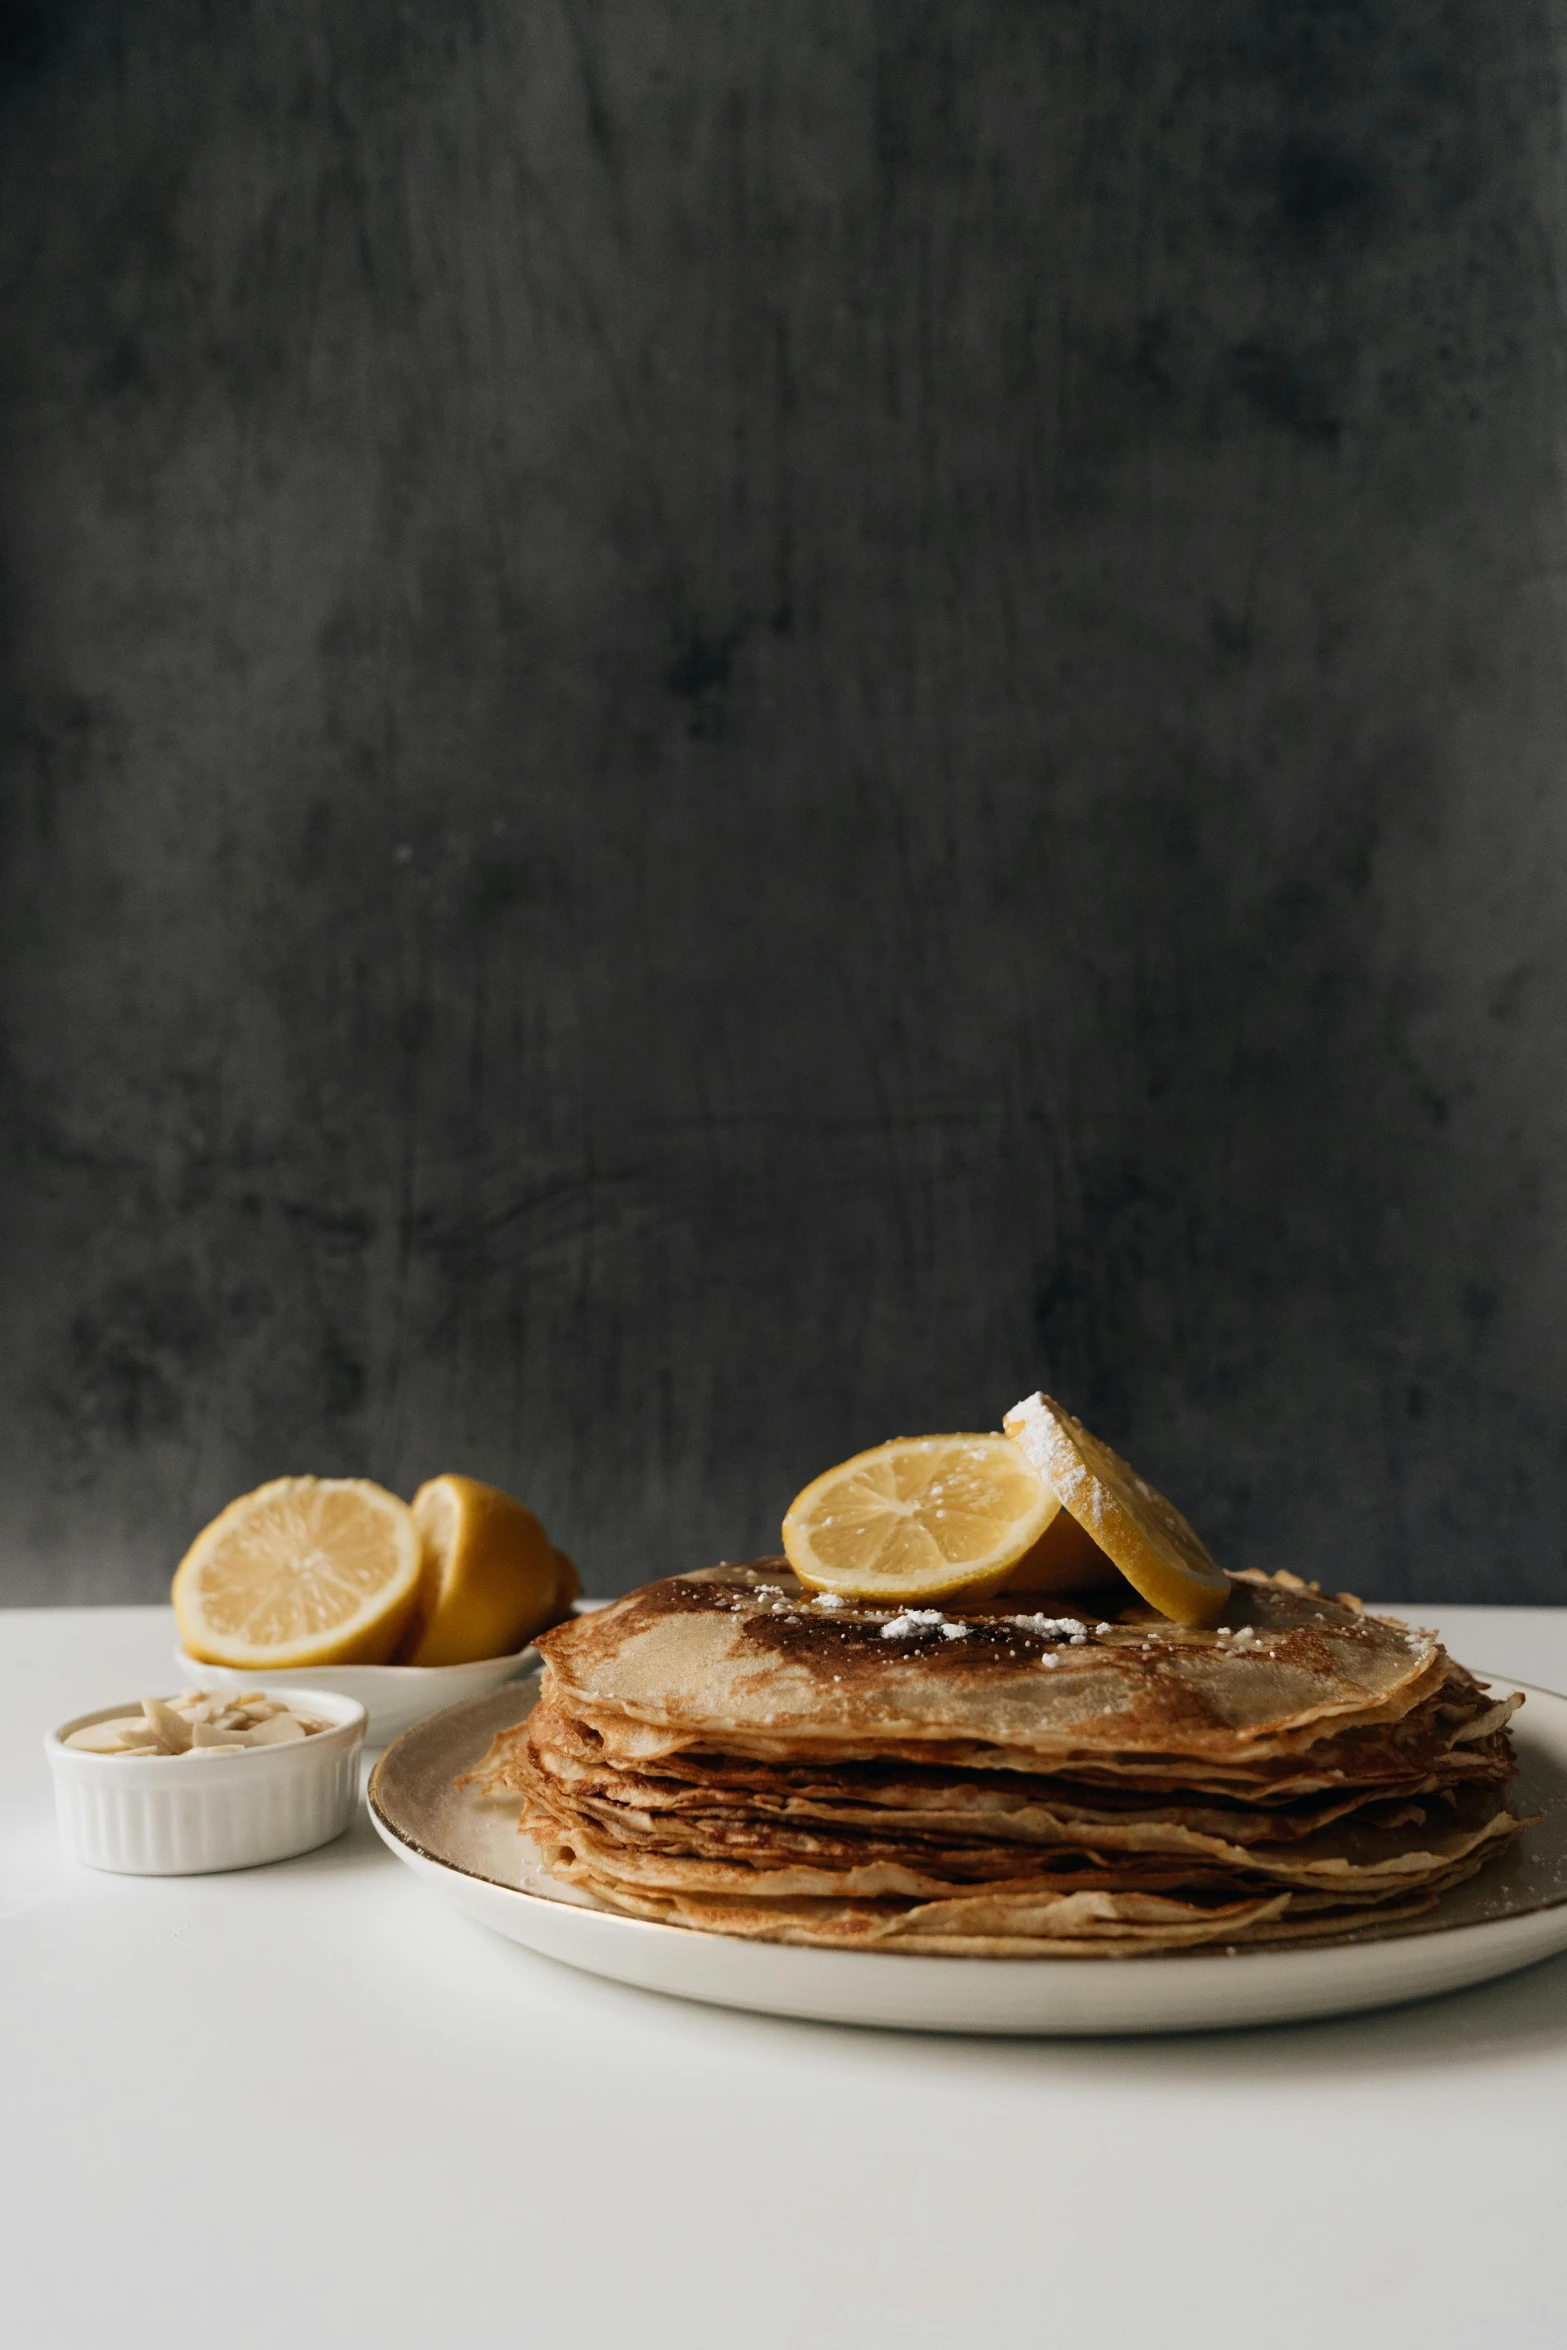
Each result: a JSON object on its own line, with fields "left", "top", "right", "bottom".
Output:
{"left": 3, "top": 1, "right": 1567, "bottom": 1604}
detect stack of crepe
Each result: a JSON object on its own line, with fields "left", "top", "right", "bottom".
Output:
{"left": 465, "top": 1564, "right": 1526, "bottom": 1955}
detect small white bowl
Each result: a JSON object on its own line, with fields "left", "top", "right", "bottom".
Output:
{"left": 46, "top": 1689, "right": 366, "bottom": 1875}
{"left": 172, "top": 1645, "right": 536, "bottom": 1748}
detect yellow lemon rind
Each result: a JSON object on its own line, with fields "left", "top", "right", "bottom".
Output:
{"left": 400, "top": 1474, "right": 563, "bottom": 1667}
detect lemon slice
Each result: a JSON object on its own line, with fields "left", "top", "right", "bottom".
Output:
{"left": 172, "top": 1476, "right": 422, "bottom": 1668}
{"left": 398, "top": 1475, "right": 563, "bottom": 1666}
{"left": 782, "top": 1433, "right": 1058, "bottom": 1603}
{"left": 1003, "top": 1393, "right": 1229, "bottom": 1627}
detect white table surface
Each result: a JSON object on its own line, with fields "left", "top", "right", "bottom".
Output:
{"left": 5, "top": 1603, "right": 1567, "bottom": 2350}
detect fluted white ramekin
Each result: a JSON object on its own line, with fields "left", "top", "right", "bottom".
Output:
{"left": 45, "top": 1688, "right": 366, "bottom": 1874}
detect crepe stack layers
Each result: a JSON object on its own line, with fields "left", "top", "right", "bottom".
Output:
{"left": 463, "top": 1564, "right": 1529, "bottom": 1956}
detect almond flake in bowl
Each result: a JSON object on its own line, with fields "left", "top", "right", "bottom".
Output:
{"left": 65, "top": 1689, "right": 330, "bottom": 1756}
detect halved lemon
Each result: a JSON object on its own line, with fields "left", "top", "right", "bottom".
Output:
{"left": 1003, "top": 1393, "right": 1229, "bottom": 1627}
{"left": 782, "top": 1433, "right": 1058, "bottom": 1603}
{"left": 172, "top": 1475, "right": 422, "bottom": 1669}
{"left": 397, "top": 1474, "right": 563, "bottom": 1666}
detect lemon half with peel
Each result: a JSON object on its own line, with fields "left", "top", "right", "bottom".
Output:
{"left": 398, "top": 1474, "right": 563, "bottom": 1666}
{"left": 1003, "top": 1393, "right": 1229, "bottom": 1627}
{"left": 782, "top": 1433, "right": 1058, "bottom": 1603}
{"left": 173, "top": 1475, "right": 422, "bottom": 1668}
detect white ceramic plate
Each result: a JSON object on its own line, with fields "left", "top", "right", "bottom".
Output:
{"left": 368, "top": 1673, "right": 1567, "bottom": 2035}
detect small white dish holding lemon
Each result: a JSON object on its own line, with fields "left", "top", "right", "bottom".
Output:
{"left": 172, "top": 1645, "right": 538, "bottom": 1749}
{"left": 169, "top": 1468, "right": 581, "bottom": 1746}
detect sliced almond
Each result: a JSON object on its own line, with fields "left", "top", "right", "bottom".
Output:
{"left": 65, "top": 1717, "right": 145, "bottom": 1753}
{"left": 246, "top": 1713, "right": 307, "bottom": 1745}
{"left": 66, "top": 1692, "right": 326, "bottom": 1755}
{"left": 142, "top": 1696, "right": 193, "bottom": 1753}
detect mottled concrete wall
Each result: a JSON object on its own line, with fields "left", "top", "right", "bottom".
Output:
{"left": 4, "top": 1, "right": 1567, "bottom": 1603}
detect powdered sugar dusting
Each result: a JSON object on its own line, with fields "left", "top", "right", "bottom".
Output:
{"left": 881, "top": 1609, "right": 946, "bottom": 1640}
{"left": 1004, "top": 1391, "right": 1052, "bottom": 1472}
{"left": 881, "top": 1608, "right": 977, "bottom": 1643}
{"left": 1010, "top": 1613, "right": 1091, "bottom": 1644}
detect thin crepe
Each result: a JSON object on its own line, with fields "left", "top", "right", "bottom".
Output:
{"left": 463, "top": 1563, "right": 1528, "bottom": 1958}
{"left": 541, "top": 1564, "right": 1446, "bottom": 1762}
